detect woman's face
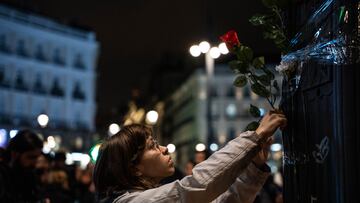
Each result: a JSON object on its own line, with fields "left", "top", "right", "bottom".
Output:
{"left": 135, "top": 137, "right": 175, "bottom": 182}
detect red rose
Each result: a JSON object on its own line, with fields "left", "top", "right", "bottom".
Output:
{"left": 220, "top": 30, "right": 240, "bottom": 51}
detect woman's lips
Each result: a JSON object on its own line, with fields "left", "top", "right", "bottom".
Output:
{"left": 168, "top": 157, "right": 174, "bottom": 166}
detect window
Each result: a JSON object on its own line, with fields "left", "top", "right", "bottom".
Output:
{"left": 227, "top": 87, "right": 235, "bottom": 97}
{"left": 50, "top": 78, "right": 64, "bottom": 97}
{"left": 0, "top": 34, "right": 11, "bottom": 53}
{"left": 35, "top": 45, "right": 46, "bottom": 61}
{"left": 33, "top": 74, "right": 46, "bottom": 94}
{"left": 14, "top": 71, "right": 28, "bottom": 91}
{"left": 73, "top": 53, "right": 85, "bottom": 70}
{"left": 53, "top": 48, "right": 65, "bottom": 65}
{"left": 0, "top": 65, "right": 10, "bottom": 88}
{"left": 72, "top": 82, "right": 85, "bottom": 100}
{"left": 17, "top": 39, "right": 29, "bottom": 57}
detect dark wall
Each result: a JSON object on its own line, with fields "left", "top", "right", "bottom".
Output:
{"left": 281, "top": 0, "right": 359, "bottom": 202}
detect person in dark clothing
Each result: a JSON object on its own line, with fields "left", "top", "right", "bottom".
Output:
{"left": 0, "top": 129, "right": 44, "bottom": 203}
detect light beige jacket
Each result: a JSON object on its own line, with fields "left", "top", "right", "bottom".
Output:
{"left": 113, "top": 131, "right": 270, "bottom": 203}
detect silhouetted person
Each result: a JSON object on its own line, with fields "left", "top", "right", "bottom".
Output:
{"left": 0, "top": 129, "right": 43, "bottom": 203}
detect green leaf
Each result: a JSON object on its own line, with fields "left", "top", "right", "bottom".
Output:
{"left": 258, "top": 74, "right": 272, "bottom": 86}
{"left": 249, "top": 104, "right": 261, "bottom": 118}
{"left": 253, "top": 57, "right": 265, "bottom": 69}
{"left": 233, "top": 75, "right": 247, "bottom": 87}
{"left": 228, "top": 60, "right": 248, "bottom": 74}
{"left": 249, "top": 14, "right": 267, "bottom": 26}
{"left": 236, "top": 46, "right": 253, "bottom": 62}
{"left": 251, "top": 83, "right": 271, "bottom": 97}
{"left": 245, "top": 121, "right": 260, "bottom": 131}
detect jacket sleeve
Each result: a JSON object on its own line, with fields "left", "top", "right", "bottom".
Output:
{"left": 212, "top": 162, "right": 270, "bottom": 203}
{"left": 114, "top": 131, "right": 266, "bottom": 203}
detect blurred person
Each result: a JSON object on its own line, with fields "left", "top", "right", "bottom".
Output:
{"left": 94, "top": 111, "right": 287, "bottom": 203}
{"left": 194, "top": 150, "right": 208, "bottom": 165}
{"left": 253, "top": 175, "right": 283, "bottom": 203}
{"left": 184, "top": 160, "right": 195, "bottom": 176}
{"left": 34, "top": 153, "right": 52, "bottom": 201}
{"left": 53, "top": 151, "right": 77, "bottom": 198}
{"left": 0, "top": 147, "right": 5, "bottom": 162}
{"left": 76, "top": 163, "right": 96, "bottom": 203}
{"left": 46, "top": 169, "right": 74, "bottom": 203}
{"left": 0, "top": 129, "right": 44, "bottom": 203}
{"left": 53, "top": 151, "right": 67, "bottom": 170}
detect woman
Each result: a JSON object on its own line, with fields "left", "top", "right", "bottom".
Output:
{"left": 94, "top": 112, "right": 286, "bottom": 203}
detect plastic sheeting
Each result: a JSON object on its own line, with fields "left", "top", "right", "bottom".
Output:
{"left": 278, "top": 0, "right": 357, "bottom": 82}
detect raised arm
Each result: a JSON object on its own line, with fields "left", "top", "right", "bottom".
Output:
{"left": 115, "top": 112, "right": 286, "bottom": 203}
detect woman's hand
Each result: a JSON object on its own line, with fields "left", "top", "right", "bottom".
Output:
{"left": 252, "top": 137, "right": 273, "bottom": 167}
{"left": 255, "top": 111, "right": 287, "bottom": 139}
{"left": 252, "top": 110, "right": 287, "bottom": 168}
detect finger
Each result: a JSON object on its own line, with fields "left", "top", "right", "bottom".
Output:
{"left": 272, "top": 113, "right": 286, "bottom": 118}
{"left": 280, "top": 118, "right": 288, "bottom": 128}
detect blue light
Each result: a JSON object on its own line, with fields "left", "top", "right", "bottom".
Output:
{"left": 259, "top": 108, "right": 266, "bottom": 117}
{"left": 210, "top": 143, "right": 219, "bottom": 152}
{"left": 0, "top": 129, "right": 7, "bottom": 147}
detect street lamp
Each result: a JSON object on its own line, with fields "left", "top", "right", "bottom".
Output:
{"left": 37, "top": 114, "right": 49, "bottom": 128}
{"left": 145, "top": 110, "right": 159, "bottom": 125}
{"left": 108, "top": 123, "right": 120, "bottom": 136}
{"left": 167, "top": 143, "right": 176, "bottom": 153}
{"left": 189, "top": 41, "right": 229, "bottom": 148}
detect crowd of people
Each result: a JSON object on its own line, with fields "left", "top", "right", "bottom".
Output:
{"left": 0, "top": 130, "right": 96, "bottom": 203}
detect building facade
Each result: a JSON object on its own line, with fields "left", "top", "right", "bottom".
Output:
{"left": 162, "top": 65, "right": 275, "bottom": 167}
{"left": 0, "top": 4, "right": 99, "bottom": 150}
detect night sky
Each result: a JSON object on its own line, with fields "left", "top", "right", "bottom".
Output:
{"left": 2, "top": 0, "right": 280, "bottom": 128}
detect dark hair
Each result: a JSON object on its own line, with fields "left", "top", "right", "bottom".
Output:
{"left": 54, "top": 151, "right": 66, "bottom": 161}
{"left": 3, "top": 129, "right": 43, "bottom": 163}
{"left": 93, "top": 124, "right": 155, "bottom": 198}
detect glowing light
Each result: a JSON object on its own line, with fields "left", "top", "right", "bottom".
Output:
{"left": 167, "top": 144, "right": 176, "bottom": 153}
{"left": 0, "top": 129, "right": 7, "bottom": 147}
{"left": 47, "top": 136, "right": 56, "bottom": 149}
{"left": 90, "top": 143, "right": 101, "bottom": 162}
{"left": 218, "top": 42, "right": 229, "bottom": 54}
{"left": 226, "top": 104, "right": 237, "bottom": 117}
{"left": 195, "top": 143, "right": 206, "bottom": 152}
{"left": 67, "top": 153, "right": 90, "bottom": 169}
{"left": 109, "top": 123, "right": 120, "bottom": 135}
{"left": 209, "top": 47, "right": 221, "bottom": 59}
{"left": 37, "top": 114, "right": 49, "bottom": 128}
{"left": 189, "top": 45, "right": 201, "bottom": 57}
{"left": 9, "top": 130, "right": 18, "bottom": 139}
{"left": 146, "top": 110, "right": 159, "bottom": 125}
{"left": 199, "top": 41, "right": 210, "bottom": 53}
{"left": 42, "top": 142, "right": 51, "bottom": 154}
{"left": 210, "top": 143, "right": 219, "bottom": 151}
{"left": 259, "top": 108, "right": 266, "bottom": 116}
{"left": 271, "top": 143, "right": 282, "bottom": 152}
